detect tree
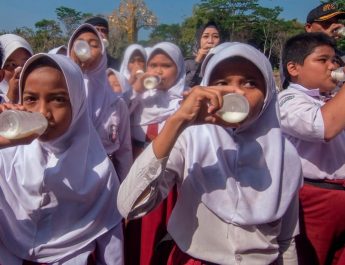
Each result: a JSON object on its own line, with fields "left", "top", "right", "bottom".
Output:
{"left": 109, "top": 0, "right": 157, "bottom": 43}
{"left": 11, "top": 27, "right": 35, "bottom": 44}
{"left": 149, "top": 24, "right": 181, "bottom": 44}
{"left": 55, "top": 6, "right": 92, "bottom": 37}
{"left": 187, "top": 0, "right": 305, "bottom": 67}
{"left": 196, "top": 0, "right": 260, "bottom": 41}
{"left": 251, "top": 6, "right": 283, "bottom": 59}
{"left": 179, "top": 15, "right": 202, "bottom": 57}
{"left": 34, "top": 19, "right": 64, "bottom": 52}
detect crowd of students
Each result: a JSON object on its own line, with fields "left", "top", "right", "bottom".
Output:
{"left": 0, "top": 1, "right": 344, "bottom": 265}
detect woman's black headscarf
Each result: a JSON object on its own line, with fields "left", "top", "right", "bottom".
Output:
{"left": 193, "top": 21, "right": 222, "bottom": 55}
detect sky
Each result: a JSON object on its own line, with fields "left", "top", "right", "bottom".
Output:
{"left": 0, "top": 0, "right": 322, "bottom": 40}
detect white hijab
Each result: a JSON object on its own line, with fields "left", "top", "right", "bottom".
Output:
{"left": 119, "top": 43, "right": 147, "bottom": 80}
{"left": 68, "top": 24, "right": 121, "bottom": 154}
{"left": 0, "top": 53, "right": 121, "bottom": 262}
{"left": 0, "top": 33, "right": 33, "bottom": 68}
{"left": 106, "top": 67, "right": 132, "bottom": 95}
{"left": 0, "top": 34, "right": 33, "bottom": 95}
{"left": 186, "top": 43, "right": 302, "bottom": 225}
{"left": 48, "top": 45, "right": 67, "bottom": 55}
{"left": 131, "top": 42, "right": 186, "bottom": 126}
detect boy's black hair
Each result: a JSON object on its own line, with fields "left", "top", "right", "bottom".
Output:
{"left": 281, "top": 32, "right": 336, "bottom": 89}
{"left": 84, "top": 16, "right": 109, "bottom": 30}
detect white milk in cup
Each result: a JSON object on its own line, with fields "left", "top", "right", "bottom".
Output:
{"left": 143, "top": 76, "right": 161, "bottom": 90}
{"left": 217, "top": 93, "right": 250, "bottom": 123}
{"left": 331, "top": 68, "right": 345, "bottom": 82}
{"left": 135, "top": 69, "right": 145, "bottom": 78}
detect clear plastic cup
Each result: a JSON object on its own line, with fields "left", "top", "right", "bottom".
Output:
{"left": 73, "top": 40, "right": 91, "bottom": 62}
{"left": 336, "top": 27, "right": 345, "bottom": 37}
{"left": 331, "top": 67, "right": 345, "bottom": 82}
{"left": 0, "top": 110, "right": 48, "bottom": 139}
{"left": 135, "top": 69, "right": 145, "bottom": 78}
{"left": 102, "top": 38, "right": 109, "bottom": 48}
{"left": 143, "top": 76, "right": 161, "bottom": 90}
{"left": 217, "top": 93, "right": 250, "bottom": 123}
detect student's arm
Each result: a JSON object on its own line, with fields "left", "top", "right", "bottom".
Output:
{"left": 117, "top": 143, "right": 179, "bottom": 219}
{"left": 117, "top": 86, "right": 238, "bottom": 218}
{"left": 279, "top": 90, "right": 328, "bottom": 142}
{"left": 153, "top": 86, "right": 226, "bottom": 158}
{"left": 321, "top": 84, "right": 345, "bottom": 140}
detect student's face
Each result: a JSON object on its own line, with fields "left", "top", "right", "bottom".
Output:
{"left": 108, "top": 72, "right": 122, "bottom": 93}
{"left": 146, "top": 52, "right": 178, "bottom": 91}
{"left": 70, "top": 31, "right": 102, "bottom": 71}
{"left": 289, "top": 45, "right": 338, "bottom": 92}
{"left": 209, "top": 57, "right": 266, "bottom": 124}
{"left": 200, "top": 27, "right": 220, "bottom": 50}
{"left": 22, "top": 66, "right": 72, "bottom": 142}
{"left": 3, "top": 48, "right": 31, "bottom": 75}
{"left": 128, "top": 50, "right": 145, "bottom": 73}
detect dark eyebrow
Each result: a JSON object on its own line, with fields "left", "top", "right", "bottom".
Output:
{"left": 316, "top": 54, "right": 333, "bottom": 59}
{"left": 23, "top": 88, "right": 69, "bottom": 95}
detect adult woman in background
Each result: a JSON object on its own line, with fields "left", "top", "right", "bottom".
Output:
{"left": 184, "top": 21, "right": 221, "bottom": 88}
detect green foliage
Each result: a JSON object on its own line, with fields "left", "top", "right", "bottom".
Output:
{"left": 197, "top": 0, "right": 259, "bottom": 41}
{"left": 150, "top": 24, "right": 181, "bottom": 42}
{"left": 190, "top": 0, "right": 305, "bottom": 67}
{"left": 1, "top": 1, "right": 315, "bottom": 68}
{"left": 34, "top": 19, "right": 65, "bottom": 53}
{"left": 55, "top": 6, "right": 92, "bottom": 37}
{"left": 179, "top": 16, "right": 201, "bottom": 57}
{"left": 334, "top": 0, "right": 345, "bottom": 50}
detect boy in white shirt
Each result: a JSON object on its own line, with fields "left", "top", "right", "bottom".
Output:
{"left": 279, "top": 32, "right": 345, "bottom": 265}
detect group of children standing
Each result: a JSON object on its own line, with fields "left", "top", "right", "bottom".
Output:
{"left": 0, "top": 14, "right": 343, "bottom": 265}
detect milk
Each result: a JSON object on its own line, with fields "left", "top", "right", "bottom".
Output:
{"left": 331, "top": 68, "right": 345, "bottom": 82}
{"left": 216, "top": 93, "right": 249, "bottom": 124}
{"left": 143, "top": 76, "right": 161, "bottom": 90}
{"left": 218, "top": 111, "right": 248, "bottom": 123}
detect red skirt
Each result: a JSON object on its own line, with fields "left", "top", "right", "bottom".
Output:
{"left": 124, "top": 186, "right": 177, "bottom": 265}
{"left": 166, "top": 244, "right": 215, "bottom": 265}
{"left": 296, "top": 182, "right": 345, "bottom": 265}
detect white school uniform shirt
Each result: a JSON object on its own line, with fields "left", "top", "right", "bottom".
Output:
{"left": 68, "top": 23, "right": 133, "bottom": 182}
{"left": 118, "top": 43, "right": 302, "bottom": 265}
{"left": 278, "top": 82, "right": 345, "bottom": 180}
{"left": 0, "top": 53, "right": 123, "bottom": 264}
{"left": 129, "top": 42, "right": 186, "bottom": 143}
